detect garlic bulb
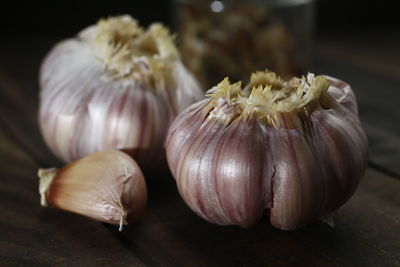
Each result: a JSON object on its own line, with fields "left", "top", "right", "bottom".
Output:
{"left": 38, "top": 150, "right": 147, "bottom": 231}
{"left": 166, "top": 70, "right": 368, "bottom": 230}
{"left": 39, "top": 15, "right": 202, "bottom": 167}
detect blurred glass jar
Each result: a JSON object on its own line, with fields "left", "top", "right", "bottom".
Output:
{"left": 172, "top": 0, "right": 315, "bottom": 88}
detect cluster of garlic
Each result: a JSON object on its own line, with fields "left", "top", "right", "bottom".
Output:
{"left": 37, "top": 15, "right": 367, "bottom": 231}
{"left": 166, "top": 70, "right": 367, "bottom": 230}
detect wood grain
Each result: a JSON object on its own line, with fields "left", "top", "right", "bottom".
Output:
{"left": 1, "top": 124, "right": 400, "bottom": 266}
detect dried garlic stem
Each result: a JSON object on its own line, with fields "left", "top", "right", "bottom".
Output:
{"left": 206, "top": 70, "right": 332, "bottom": 127}
{"left": 90, "top": 15, "right": 178, "bottom": 89}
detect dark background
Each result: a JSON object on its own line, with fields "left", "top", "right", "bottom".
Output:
{"left": 1, "top": 0, "right": 399, "bottom": 36}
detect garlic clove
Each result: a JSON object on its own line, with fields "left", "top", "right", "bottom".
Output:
{"left": 269, "top": 130, "right": 324, "bottom": 230}
{"left": 38, "top": 150, "right": 147, "bottom": 231}
{"left": 166, "top": 70, "right": 368, "bottom": 230}
{"left": 175, "top": 116, "right": 272, "bottom": 228}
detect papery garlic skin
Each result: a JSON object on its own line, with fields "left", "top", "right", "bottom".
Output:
{"left": 39, "top": 15, "right": 202, "bottom": 167}
{"left": 166, "top": 71, "right": 367, "bottom": 230}
{"left": 38, "top": 150, "right": 147, "bottom": 231}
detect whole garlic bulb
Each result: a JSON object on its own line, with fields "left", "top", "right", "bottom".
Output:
{"left": 39, "top": 15, "right": 202, "bottom": 167}
{"left": 166, "top": 71, "right": 368, "bottom": 230}
{"left": 38, "top": 150, "right": 147, "bottom": 231}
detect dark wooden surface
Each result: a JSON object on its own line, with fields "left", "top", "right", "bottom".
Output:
{"left": 1, "top": 33, "right": 400, "bottom": 266}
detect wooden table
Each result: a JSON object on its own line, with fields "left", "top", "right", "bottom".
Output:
{"left": 1, "top": 34, "right": 399, "bottom": 266}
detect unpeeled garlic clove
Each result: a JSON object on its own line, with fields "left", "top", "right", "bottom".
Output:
{"left": 166, "top": 70, "right": 368, "bottom": 230}
{"left": 38, "top": 150, "right": 147, "bottom": 231}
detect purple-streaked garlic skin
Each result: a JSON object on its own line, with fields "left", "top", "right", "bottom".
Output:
{"left": 39, "top": 16, "right": 202, "bottom": 169}
{"left": 38, "top": 150, "right": 147, "bottom": 231}
{"left": 166, "top": 74, "right": 367, "bottom": 230}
